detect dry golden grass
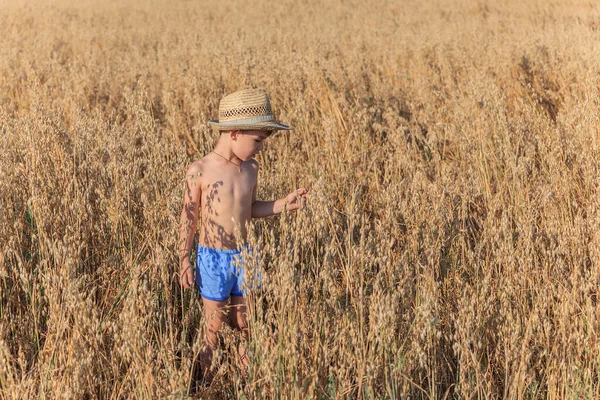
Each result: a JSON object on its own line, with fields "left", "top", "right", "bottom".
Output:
{"left": 1, "top": 0, "right": 599, "bottom": 398}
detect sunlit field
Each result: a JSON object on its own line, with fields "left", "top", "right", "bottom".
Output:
{"left": 1, "top": 0, "right": 599, "bottom": 398}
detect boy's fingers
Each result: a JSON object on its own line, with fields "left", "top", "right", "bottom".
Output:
{"left": 293, "top": 188, "right": 307, "bottom": 198}
{"left": 179, "top": 269, "right": 193, "bottom": 289}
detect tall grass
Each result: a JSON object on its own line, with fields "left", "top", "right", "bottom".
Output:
{"left": 1, "top": 0, "right": 599, "bottom": 398}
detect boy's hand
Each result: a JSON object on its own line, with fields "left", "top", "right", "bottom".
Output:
{"left": 285, "top": 188, "right": 308, "bottom": 211}
{"left": 180, "top": 260, "right": 194, "bottom": 289}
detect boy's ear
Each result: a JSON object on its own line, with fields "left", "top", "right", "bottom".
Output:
{"left": 229, "top": 130, "right": 241, "bottom": 140}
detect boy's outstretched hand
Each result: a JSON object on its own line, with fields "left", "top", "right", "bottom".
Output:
{"left": 285, "top": 188, "right": 308, "bottom": 211}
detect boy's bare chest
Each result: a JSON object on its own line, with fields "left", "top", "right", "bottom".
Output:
{"left": 202, "top": 170, "right": 256, "bottom": 203}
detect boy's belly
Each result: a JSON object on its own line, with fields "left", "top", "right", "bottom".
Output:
{"left": 200, "top": 199, "right": 252, "bottom": 250}
{"left": 200, "top": 176, "right": 254, "bottom": 250}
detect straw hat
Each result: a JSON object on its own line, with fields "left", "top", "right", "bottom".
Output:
{"left": 209, "top": 89, "right": 292, "bottom": 131}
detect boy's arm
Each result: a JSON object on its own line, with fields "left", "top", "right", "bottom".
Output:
{"left": 251, "top": 187, "right": 308, "bottom": 218}
{"left": 251, "top": 198, "right": 287, "bottom": 218}
{"left": 178, "top": 163, "right": 203, "bottom": 288}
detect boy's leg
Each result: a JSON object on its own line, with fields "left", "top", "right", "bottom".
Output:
{"left": 199, "top": 297, "right": 229, "bottom": 383}
{"left": 229, "top": 295, "right": 250, "bottom": 370}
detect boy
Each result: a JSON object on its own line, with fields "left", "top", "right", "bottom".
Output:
{"left": 178, "top": 88, "right": 307, "bottom": 384}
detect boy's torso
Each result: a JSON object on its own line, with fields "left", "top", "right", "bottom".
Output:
{"left": 197, "top": 155, "right": 258, "bottom": 250}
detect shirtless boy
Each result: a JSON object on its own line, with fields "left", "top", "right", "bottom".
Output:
{"left": 178, "top": 89, "right": 307, "bottom": 384}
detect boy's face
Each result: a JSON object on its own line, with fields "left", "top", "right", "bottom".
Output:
{"left": 231, "top": 130, "right": 271, "bottom": 161}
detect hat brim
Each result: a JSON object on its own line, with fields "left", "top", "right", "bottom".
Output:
{"left": 209, "top": 120, "right": 292, "bottom": 131}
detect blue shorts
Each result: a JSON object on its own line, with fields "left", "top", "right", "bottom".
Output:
{"left": 195, "top": 244, "right": 261, "bottom": 301}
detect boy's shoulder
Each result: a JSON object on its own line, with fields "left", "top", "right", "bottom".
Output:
{"left": 185, "top": 158, "right": 207, "bottom": 183}
{"left": 247, "top": 158, "right": 259, "bottom": 170}
{"left": 244, "top": 158, "right": 260, "bottom": 177}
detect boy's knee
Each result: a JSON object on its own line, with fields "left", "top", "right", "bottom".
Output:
{"left": 205, "top": 321, "right": 225, "bottom": 348}
{"left": 204, "top": 331, "right": 220, "bottom": 349}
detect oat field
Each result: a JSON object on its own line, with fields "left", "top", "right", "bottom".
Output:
{"left": 1, "top": 0, "right": 599, "bottom": 398}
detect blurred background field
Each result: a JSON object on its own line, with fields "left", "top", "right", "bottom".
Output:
{"left": 1, "top": 0, "right": 599, "bottom": 398}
